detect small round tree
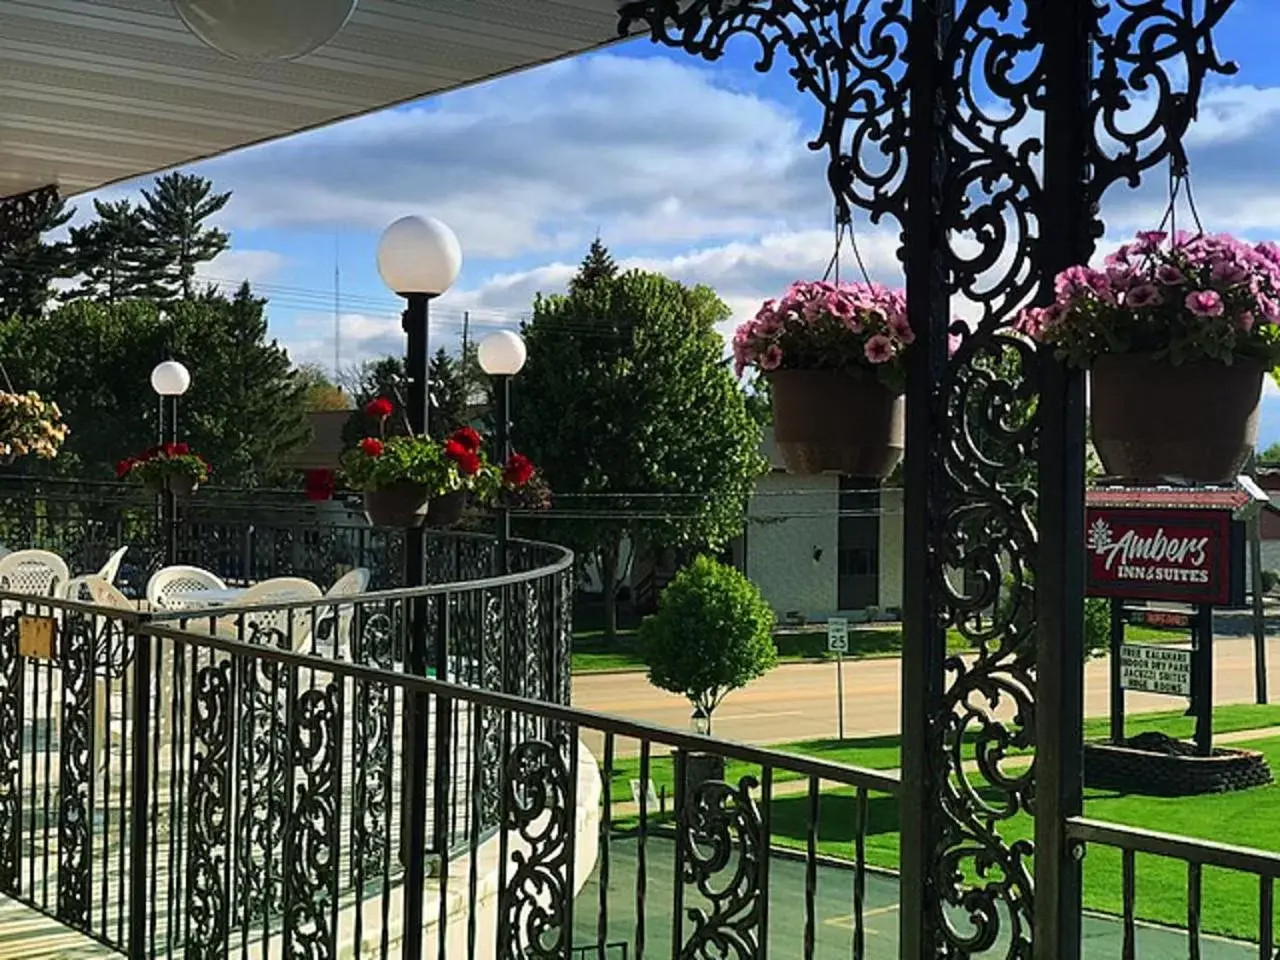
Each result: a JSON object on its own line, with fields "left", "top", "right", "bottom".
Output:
{"left": 640, "top": 556, "right": 778, "bottom": 734}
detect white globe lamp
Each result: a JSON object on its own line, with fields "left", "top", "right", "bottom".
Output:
{"left": 151, "top": 360, "right": 191, "bottom": 397}
{"left": 478, "top": 331, "right": 527, "bottom": 377}
{"left": 376, "top": 216, "right": 462, "bottom": 297}
{"left": 172, "top": 0, "right": 358, "bottom": 61}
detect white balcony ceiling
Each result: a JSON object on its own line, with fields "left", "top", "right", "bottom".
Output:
{"left": 0, "top": 0, "right": 629, "bottom": 199}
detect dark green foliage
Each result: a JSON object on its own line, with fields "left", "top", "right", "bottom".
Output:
{"left": 513, "top": 240, "right": 767, "bottom": 640}
{"left": 68, "top": 199, "right": 164, "bottom": 303}
{"left": 339, "top": 349, "right": 472, "bottom": 447}
{"left": 0, "top": 287, "right": 309, "bottom": 485}
{"left": 640, "top": 555, "right": 777, "bottom": 730}
{"left": 139, "top": 172, "right": 231, "bottom": 299}
{"left": 1083, "top": 597, "right": 1111, "bottom": 659}
{"left": 1262, "top": 570, "right": 1279, "bottom": 595}
{"left": 0, "top": 195, "right": 74, "bottom": 320}
{"left": 568, "top": 237, "right": 618, "bottom": 297}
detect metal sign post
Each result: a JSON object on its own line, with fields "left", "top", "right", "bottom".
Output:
{"left": 828, "top": 617, "right": 849, "bottom": 740}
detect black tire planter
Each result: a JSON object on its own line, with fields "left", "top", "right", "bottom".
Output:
{"left": 768, "top": 369, "right": 904, "bottom": 478}
{"left": 1090, "top": 353, "right": 1264, "bottom": 484}
{"left": 1084, "top": 733, "right": 1272, "bottom": 796}
{"left": 363, "top": 482, "right": 431, "bottom": 528}
{"left": 424, "top": 490, "right": 467, "bottom": 529}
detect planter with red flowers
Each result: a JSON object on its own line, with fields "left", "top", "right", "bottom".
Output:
{"left": 500, "top": 452, "right": 552, "bottom": 512}
{"left": 732, "top": 280, "right": 910, "bottom": 478}
{"left": 343, "top": 398, "right": 500, "bottom": 528}
{"left": 117, "top": 442, "right": 211, "bottom": 496}
{"left": 1017, "top": 230, "right": 1280, "bottom": 483}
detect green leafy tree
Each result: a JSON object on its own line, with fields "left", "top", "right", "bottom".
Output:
{"left": 0, "top": 194, "right": 74, "bottom": 320}
{"left": 296, "top": 363, "right": 350, "bottom": 412}
{"left": 640, "top": 555, "right": 777, "bottom": 733}
{"left": 1259, "top": 441, "right": 1280, "bottom": 465}
{"left": 140, "top": 172, "right": 231, "bottom": 299}
{"left": 514, "top": 241, "right": 767, "bottom": 640}
{"left": 0, "top": 288, "right": 310, "bottom": 484}
{"left": 68, "top": 199, "right": 164, "bottom": 304}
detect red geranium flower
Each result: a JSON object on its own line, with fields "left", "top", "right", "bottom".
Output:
{"left": 444, "top": 439, "right": 481, "bottom": 476}
{"left": 359, "top": 437, "right": 384, "bottom": 457}
{"left": 115, "top": 457, "right": 136, "bottom": 479}
{"left": 366, "top": 397, "right": 394, "bottom": 419}
{"left": 303, "top": 468, "right": 335, "bottom": 501}
{"left": 450, "top": 426, "right": 482, "bottom": 453}
{"left": 161, "top": 441, "right": 189, "bottom": 457}
{"left": 503, "top": 452, "right": 535, "bottom": 488}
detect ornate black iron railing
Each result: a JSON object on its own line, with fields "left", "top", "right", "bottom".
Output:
{"left": 0, "top": 587, "right": 900, "bottom": 958}
{"left": 0, "top": 474, "right": 448, "bottom": 593}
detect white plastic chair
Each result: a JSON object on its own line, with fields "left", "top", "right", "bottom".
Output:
{"left": 95, "top": 546, "right": 129, "bottom": 587}
{"left": 0, "top": 549, "right": 69, "bottom": 598}
{"left": 228, "top": 577, "right": 323, "bottom": 651}
{"left": 318, "top": 567, "right": 370, "bottom": 658}
{"left": 146, "top": 566, "right": 227, "bottom": 610}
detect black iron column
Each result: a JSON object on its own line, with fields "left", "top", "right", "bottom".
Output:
{"left": 1035, "top": 2, "right": 1094, "bottom": 955}
{"left": 898, "top": 1, "right": 951, "bottom": 956}
{"left": 494, "top": 373, "right": 511, "bottom": 576}
{"left": 400, "top": 291, "right": 432, "bottom": 960}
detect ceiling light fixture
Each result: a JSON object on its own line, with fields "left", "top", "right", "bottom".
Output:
{"left": 172, "top": 0, "right": 358, "bottom": 62}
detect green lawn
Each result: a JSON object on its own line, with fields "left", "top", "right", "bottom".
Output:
{"left": 763, "top": 736, "right": 1280, "bottom": 942}
{"left": 603, "top": 703, "right": 1280, "bottom": 805}
{"left": 572, "top": 622, "right": 1182, "bottom": 674}
{"left": 601, "top": 704, "right": 1280, "bottom": 941}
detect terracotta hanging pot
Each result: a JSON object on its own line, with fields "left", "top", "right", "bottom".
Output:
{"left": 768, "top": 369, "right": 905, "bottom": 478}
{"left": 424, "top": 490, "right": 467, "bottom": 529}
{"left": 1090, "top": 353, "right": 1264, "bottom": 484}
{"left": 363, "top": 482, "right": 431, "bottom": 528}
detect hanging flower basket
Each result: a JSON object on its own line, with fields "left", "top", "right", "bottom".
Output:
{"left": 363, "top": 482, "right": 431, "bottom": 528}
{"left": 1017, "top": 229, "right": 1280, "bottom": 484}
{"left": 1091, "top": 353, "right": 1263, "bottom": 483}
{"left": 769, "top": 369, "right": 904, "bottom": 477}
{"left": 118, "top": 442, "right": 211, "bottom": 494}
{"left": 423, "top": 489, "right": 467, "bottom": 528}
{"left": 734, "top": 280, "right": 911, "bottom": 478}
{"left": 0, "top": 391, "right": 68, "bottom": 464}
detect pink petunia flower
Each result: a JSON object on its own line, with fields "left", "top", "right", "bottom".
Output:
{"left": 864, "top": 334, "right": 894, "bottom": 364}
{"left": 1185, "top": 289, "right": 1224, "bottom": 318}
{"left": 1156, "top": 264, "right": 1185, "bottom": 285}
{"left": 1125, "top": 284, "right": 1162, "bottom": 309}
{"left": 759, "top": 344, "right": 784, "bottom": 370}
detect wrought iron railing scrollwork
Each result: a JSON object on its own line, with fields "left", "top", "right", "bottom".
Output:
{"left": 621, "top": 0, "right": 1238, "bottom": 957}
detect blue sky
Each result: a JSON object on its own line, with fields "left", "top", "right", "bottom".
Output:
{"left": 80, "top": 1, "right": 1280, "bottom": 443}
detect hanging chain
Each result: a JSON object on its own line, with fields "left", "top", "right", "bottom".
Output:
{"left": 821, "top": 206, "right": 874, "bottom": 286}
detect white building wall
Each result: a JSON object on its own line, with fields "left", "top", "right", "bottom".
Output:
{"left": 746, "top": 470, "right": 840, "bottom": 621}
{"left": 878, "top": 487, "right": 904, "bottom": 614}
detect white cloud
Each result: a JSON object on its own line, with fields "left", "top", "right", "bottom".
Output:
{"left": 184, "top": 53, "right": 826, "bottom": 259}
{"left": 197, "top": 249, "right": 288, "bottom": 293}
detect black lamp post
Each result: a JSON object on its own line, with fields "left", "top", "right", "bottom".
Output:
{"left": 375, "top": 213, "right": 461, "bottom": 960}
{"left": 150, "top": 359, "right": 190, "bottom": 567}
{"left": 478, "top": 330, "right": 527, "bottom": 575}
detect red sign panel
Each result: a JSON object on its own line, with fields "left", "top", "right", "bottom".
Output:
{"left": 1086, "top": 507, "right": 1239, "bottom": 606}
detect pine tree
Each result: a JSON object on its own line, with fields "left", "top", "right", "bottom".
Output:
{"left": 68, "top": 199, "right": 163, "bottom": 303}
{"left": 173, "top": 282, "right": 310, "bottom": 485}
{"left": 140, "top": 172, "right": 231, "bottom": 299}
{"left": 428, "top": 347, "right": 468, "bottom": 435}
{"left": 0, "top": 194, "right": 74, "bottom": 319}
{"left": 568, "top": 237, "right": 618, "bottom": 297}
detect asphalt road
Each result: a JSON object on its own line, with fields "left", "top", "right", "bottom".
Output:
{"left": 569, "top": 836, "right": 1259, "bottom": 959}
{"left": 572, "top": 631, "right": 1280, "bottom": 746}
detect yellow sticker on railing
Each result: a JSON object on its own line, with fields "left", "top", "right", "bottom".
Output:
{"left": 18, "top": 615, "right": 55, "bottom": 661}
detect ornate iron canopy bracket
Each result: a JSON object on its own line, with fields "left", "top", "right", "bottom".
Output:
{"left": 620, "top": 1, "right": 1237, "bottom": 958}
